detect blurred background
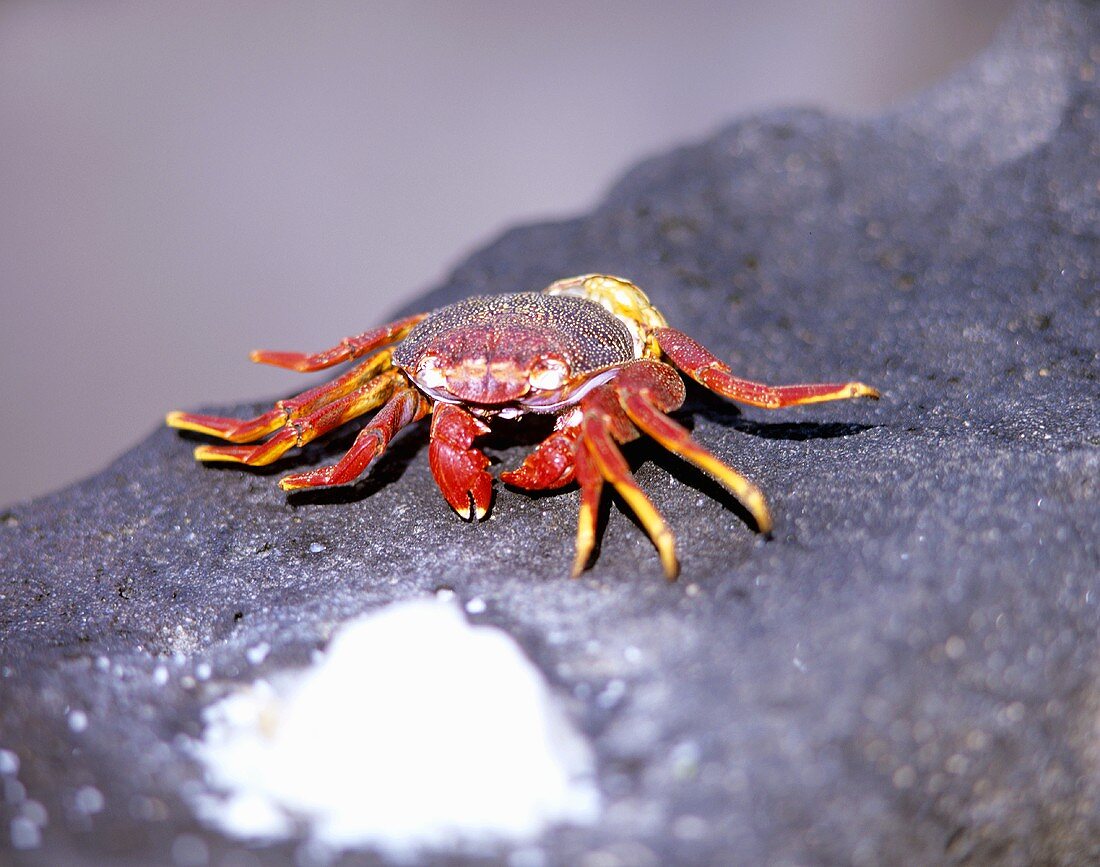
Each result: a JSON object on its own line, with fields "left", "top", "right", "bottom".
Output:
{"left": 1, "top": 1, "right": 1015, "bottom": 508}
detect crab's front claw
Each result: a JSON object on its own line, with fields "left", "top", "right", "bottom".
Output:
{"left": 501, "top": 425, "right": 580, "bottom": 491}
{"left": 429, "top": 404, "right": 493, "bottom": 520}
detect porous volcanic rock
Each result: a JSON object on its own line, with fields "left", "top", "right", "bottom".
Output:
{"left": 2, "top": 1, "right": 1098, "bottom": 864}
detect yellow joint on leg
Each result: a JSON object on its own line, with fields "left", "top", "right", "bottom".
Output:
{"left": 278, "top": 469, "right": 333, "bottom": 491}
{"left": 846, "top": 382, "right": 881, "bottom": 400}
{"left": 571, "top": 499, "right": 598, "bottom": 578}
{"left": 622, "top": 398, "right": 775, "bottom": 535}
{"left": 674, "top": 446, "right": 771, "bottom": 534}
{"left": 794, "top": 381, "right": 882, "bottom": 406}
{"left": 166, "top": 411, "right": 202, "bottom": 432}
{"left": 193, "top": 444, "right": 246, "bottom": 464}
{"left": 167, "top": 411, "right": 282, "bottom": 441}
{"left": 609, "top": 481, "right": 679, "bottom": 580}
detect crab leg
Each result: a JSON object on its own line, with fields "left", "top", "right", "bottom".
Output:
{"left": 619, "top": 392, "right": 771, "bottom": 533}
{"left": 611, "top": 360, "right": 773, "bottom": 533}
{"left": 429, "top": 404, "right": 494, "bottom": 520}
{"left": 250, "top": 313, "right": 427, "bottom": 372}
{"left": 278, "top": 384, "right": 430, "bottom": 491}
{"left": 655, "top": 327, "right": 879, "bottom": 408}
{"left": 166, "top": 350, "right": 394, "bottom": 442}
{"left": 571, "top": 439, "right": 604, "bottom": 578}
{"left": 500, "top": 419, "right": 602, "bottom": 577}
{"left": 582, "top": 394, "right": 679, "bottom": 580}
{"left": 192, "top": 369, "right": 400, "bottom": 466}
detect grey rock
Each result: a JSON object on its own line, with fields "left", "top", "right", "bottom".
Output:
{"left": 2, "top": 1, "right": 1098, "bottom": 864}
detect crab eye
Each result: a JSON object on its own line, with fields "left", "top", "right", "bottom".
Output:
{"left": 417, "top": 354, "right": 447, "bottom": 389}
{"left": 529, "top": 357, "right": 569, "bottom": 391}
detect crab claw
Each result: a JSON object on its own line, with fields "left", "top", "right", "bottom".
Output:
{"left": 429, "top": 404, "right": 493, "bottom": 520}
{"left": 500, "top": 424, "right": 579, "bottom": 491}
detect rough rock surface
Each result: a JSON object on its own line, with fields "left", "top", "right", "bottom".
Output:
{"left": 2, "top": 1, "right": 1098, "bottom": 864}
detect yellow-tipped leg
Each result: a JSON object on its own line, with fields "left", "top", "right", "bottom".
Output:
{"left": 695, "top": 372, "right": 882, "bottom": 409}
{"left": 582, "top": 418, "right": 679, "bottom": 580}
{"left": 773, "top": 381, "right": 880, "bottom": 406}
{"left": 655, "top": 326, "right": 881, "bottom": 409}
{"left": 193, "top": 443, "right": 266, "bottom": 464}
{"left": 167, "top": 351, "right": 396, "bottom": 446}
{"left": 572, "top": 500, "right": 598, "bottom": 578}
{"left": 571, "top": 445, "right": 603, "bottom": 578}
{"left": 621, "top": 392, "right": 773, "bottom": 533}
{"left": 192, "top": 434, "right": 298, "bottom": 466}
{"left": 167, "top": 408, "right": 285, "bottom": 443}
{"left": 609, "top": 476, "right": 679, "bottom": 580}
{"left": 191, "top": 370, "right": 399, "bottom": 467}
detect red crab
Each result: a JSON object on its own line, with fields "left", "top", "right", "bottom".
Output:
{"left": 168, "top": 275, "right": 878, "bottom": 578}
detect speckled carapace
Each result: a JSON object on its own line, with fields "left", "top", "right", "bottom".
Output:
{"left": 168, "top": 275, "right": 879, "bottom": 579}
{"left": 392, "top": 293, "right": 635, "bottom": 411}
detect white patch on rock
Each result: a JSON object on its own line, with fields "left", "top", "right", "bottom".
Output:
{"left": 73, "top": 786, "right": 105, "bottom": 815}
{"left": 0, "top": 749, "right": 19, "bottom": 775}
{"left": 245, "top": 642, "right": 270, "bottom": 665}
{"left": 189, "top": 599, "right": 599, "bottom": 858}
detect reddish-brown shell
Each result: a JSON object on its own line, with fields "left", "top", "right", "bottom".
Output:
{"left": 396, "top": 292, "right": 638, "bottom": 385}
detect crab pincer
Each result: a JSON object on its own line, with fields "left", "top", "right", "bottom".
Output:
{"left": 429, "top": 404, "right": 493, "bottom": 520}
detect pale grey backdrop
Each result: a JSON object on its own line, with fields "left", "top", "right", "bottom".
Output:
{"left": 0, "top": 1, "right": 1013, "bottom": 508}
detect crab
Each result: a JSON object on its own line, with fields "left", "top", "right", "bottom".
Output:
{"left": 167, "top": 275, "right": 878, "bottom": 578}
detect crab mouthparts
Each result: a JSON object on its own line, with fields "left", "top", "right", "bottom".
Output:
{"left": 443, "top": 358, "right": 532, "bottom": 404}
